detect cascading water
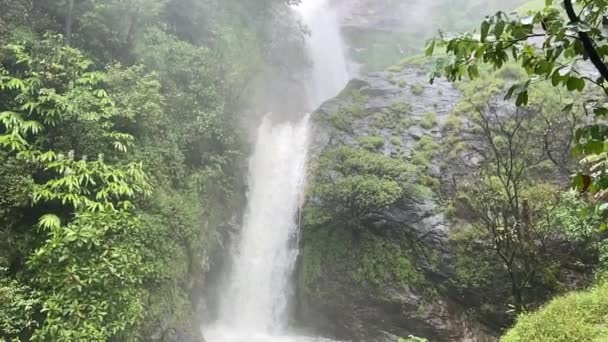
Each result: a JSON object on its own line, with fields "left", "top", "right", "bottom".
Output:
{"left": 205, "top": 0, "right": 350, "bottom": 341}
{"left": 297, "top": 0, "right": 351, "bottom": 107}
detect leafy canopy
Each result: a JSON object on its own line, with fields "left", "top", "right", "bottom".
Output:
{"left": 306, "top": 146, "right": 427, "bottom": 228}
{"left": 427, "top": 0, "right": 608, "bottom": 212}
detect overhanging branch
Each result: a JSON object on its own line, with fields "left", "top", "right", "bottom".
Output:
{"left": 564, "top": 0, "right": 608, "bottom": 83}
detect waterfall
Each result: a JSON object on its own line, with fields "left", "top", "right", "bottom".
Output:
{"left": 205, "top": 0, "right": 350, "bottom": 340}
{"left": 297, "top": 0, "right": 351, "bottom": 108}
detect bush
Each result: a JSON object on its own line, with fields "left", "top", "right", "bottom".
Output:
{"left": 443, "top": 114, "right": 462, "bottom": 132}
{"left": 421, "top": 112, "right": 438, "bottom": 129}
{"left": 411, "top": 135, "right": 439, "bottom": 168}
{"left": 412, "top": 83, "right": 425, "bottom": 96}
{"left": 390, "top": 101, "right": 412, "bottom": 115}
{"left": 307, "top": 147, "right": 427, "bottom": 228}
{"left": 502, "top": 283, "right": 608, "bottom": 341}
{"left": 358, "top": 135, "right": 385, "bottom": 150}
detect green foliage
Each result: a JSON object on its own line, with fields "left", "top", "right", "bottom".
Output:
{"left": 358, "top": 135, "right": 385, "bottom": 150}
{"left": 443, "top": 114, "right": 462, "bottom": 132}
{"left": 372, "top": 101, "right": 412, "bottom": 133}
{"left": 307, "top": 146, "right": 427, "bottom": 228}
{"left": 353, "top": 236, "right": 423, "bottom": 288}
{"left": 0, "top": 35, "right": 154, "bottom": 341}
{"left": 343, "top": 0, "right": 527, "bottom": 72}
{"left": 0, "top": 152, "right": 33, "bottom": 264}
{"left": 390, "top": 101, "right": 412, "bottom": 115}
{"left": 399, "top": 336, "right": 429, "bottom": 342}
{"left": 318, "top": 90, "right": 369, "bottom": 132}
{"left": 0, "top": 0, "right": 296, "bottom": 339}
{"left": 29, "top": 211, "right": 146, "bottom": 341}
{"left": 427, "top": 0, "right": 608, "bottom": 205}
{"left": 502, "top": 283, "right": 608, "bottom": 342}
{"left": 0, "top": 272, "right": 41, "bottom": 340}
{"left": 451, "top": 225, "right": 501, "bottom": 289}
{"left": 299, "top": 224, "right": 428, "bottom": 302}
{"left": 298, "top": 226, "right": 353, "bottom": 295}
{"left": 411, "top": 135, "right": 439, "bottom": 168}
{"left": 411, "top": 83, "right": 425, "bottom": 96}
{"left": 137, "top": 28, "right": 236, "bottom": 165}
{"left": 420, "top": 111, "right": 438, "bottom": 129}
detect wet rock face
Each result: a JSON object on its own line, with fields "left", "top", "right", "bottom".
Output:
{"left": 338, "top": 0, "right": 430, "bottom": 32}
{"left": 296, "top": 65, "right": 500, "bottom": 342}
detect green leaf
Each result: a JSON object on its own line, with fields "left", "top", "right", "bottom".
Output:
{"left": 594, "top": 107, "right": 608, "bottom": 116}
{"left": 38, "top": 214, "right": 61, "bottom": 230}
{"left": 481, "top": 20, "right": 491, "bottom": 42}
{"left": 566, "top": 77, "right": 585, "bottom": 91}
{"left": 495, "top": 21, "right": 506, "bottom": 37}
{"left": 515, "top": 90, "right": 529, "bottom": 106}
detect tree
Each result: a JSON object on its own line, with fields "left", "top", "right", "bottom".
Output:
{"left": 427, "top": 0, "right": 608, "bottom": 207}
{"left": 306, "top": 146, "right": 427, "bottom": 229}
{"left": 455, "top": 98, "right": 563, "bottom": 311}
{"left": 0, "top": 35, "right": 151, "bottom": 341}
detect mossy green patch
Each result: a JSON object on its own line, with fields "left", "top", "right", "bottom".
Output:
{"left": 411, "top": 83, "right": 425, "bottom": 96}
{"left": 372, "top": 102, "right": 412, "bottom": 133}
{"left": 502, "top": 283, "right": 608, "bottom": 341}
{"left": 411, "top": 135, "right": 439, "bottom": 168}
{"left": 299, "top": 225, "right": 427, "bottom": 297}
{"left": 358, "top": 135, "right": 386, "bottom": 151}
{"left": 353, "top": 234, "right": 423, "bottom": 288}
{"left": 316, "top": 89, "right": 369, "bottom": 132}
{"left": 443, "top": 114, "right": 462, "bottom": 132}
{"left": 420, "top": 112, "right": 438, "bottom": 129}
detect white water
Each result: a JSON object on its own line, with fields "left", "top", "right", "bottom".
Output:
{"left": 298, "top": 0, "right": 351, "bottom": 108}
{"left": 205, "top": 0, "right": 350, "bottom": 340}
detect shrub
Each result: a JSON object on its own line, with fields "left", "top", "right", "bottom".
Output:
{"left": 501, "top": 283, "right": 608, "bottom": 341}
{"left": 443, "top": 114, "right": 462, "bottom": 132}
{"left": 390, "top": 101, "right": 412, "bottom": 115}
{"left": 411, "top": 83, "right": 425, "bottom": 96}
{"left": 421, "top": 112, "right": 438, "bottom": 129}
{"left": 358, "top": 135, "right": 385, "bottom": 150}
{"left": 307, "top": 147, "right": 427, "bottom": 228}
{"left": 411, "top": 135, "right": 439, "bottom": 168}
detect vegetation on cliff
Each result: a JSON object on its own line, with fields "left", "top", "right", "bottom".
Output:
{"left": 427, "top": 0, "right": 608, "bottom": 339}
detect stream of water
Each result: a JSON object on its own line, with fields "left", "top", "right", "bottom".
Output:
{"left": 204, "top": 0, "right": 350, "bottom": 340}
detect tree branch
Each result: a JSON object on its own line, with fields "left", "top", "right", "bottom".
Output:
{"left": 564, "top": 0, "right": 608, "bottom": 82}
